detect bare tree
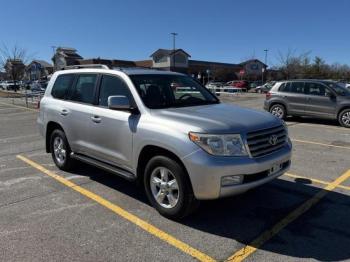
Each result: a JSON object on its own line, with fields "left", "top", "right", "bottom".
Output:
{"left": 276, "top": 48, "right": 312, "bottom": 79}
{"left": 0, "top": 44, "right": 31, "bottom": 91}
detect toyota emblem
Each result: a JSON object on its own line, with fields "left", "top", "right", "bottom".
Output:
{"left": 269, "top": 135, "right": 278, "bottom": 146}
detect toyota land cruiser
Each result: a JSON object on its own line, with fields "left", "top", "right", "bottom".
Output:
{"left": 38, "top": 65, "right": 292, "bottom": 219}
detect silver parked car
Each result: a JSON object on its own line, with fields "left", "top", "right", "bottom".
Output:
{"left": 264, "top": 79, "right": 350, "bottom": 127}
{"left": 38, "top": 65, "right": 292, "bottom": 218}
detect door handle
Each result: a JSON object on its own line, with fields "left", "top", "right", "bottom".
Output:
{"left": 60, "top": 109, "right": 69, "bottom": 116}
{"left": 91, "top": 116, "right": 101, "bottom": 123}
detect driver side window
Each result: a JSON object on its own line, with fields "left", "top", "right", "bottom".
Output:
{"left": 98, "top": 75, "right": 133, "bottom": 107}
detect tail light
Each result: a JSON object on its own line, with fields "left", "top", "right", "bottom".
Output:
{"left": 37, "top": 99, "right": 41, "bottom": 109}
{"left": 266, "top": 92, "right": 271, "bottom": 99}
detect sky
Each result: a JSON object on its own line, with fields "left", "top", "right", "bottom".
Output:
{"left": 1, "top": 0, "right": 350, "bottom": 67}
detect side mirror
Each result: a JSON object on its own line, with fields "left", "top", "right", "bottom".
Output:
{"left": 108, "top": 95, "right": 132, "bottom": 111}
{"left": 326, "top": 92, "right": 336, "bottom": 99}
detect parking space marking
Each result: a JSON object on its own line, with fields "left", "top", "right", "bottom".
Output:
{"left": 292, "top": 139, "right": 350, "bottom": 150}
{"left": 0, "top": 101, "right": 38, "bottom": 112}
{"left": 226, "top": 169, "right": 350, "bottom": 262}
{"left": 285, "top": 172, "right": 350, "bottom": 191}
{"left": 296, "top": 123, "right": 350, "bottom": 132}
{"left": 16, "top": 155, "right": 216, "bottom": 262}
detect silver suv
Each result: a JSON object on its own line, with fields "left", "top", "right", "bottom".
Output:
{"left": 264, "top": 79, "right": 350, "bottom": 127}
{"left": 38, "top": 65, "right": 292, "bottom": 218}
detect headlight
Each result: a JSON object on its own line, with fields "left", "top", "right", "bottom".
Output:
{"left": 282, "top": 120, "right": 289, "bottom": 136}
{"left": 189, "top": 132, "right": 248, "bottom": 156}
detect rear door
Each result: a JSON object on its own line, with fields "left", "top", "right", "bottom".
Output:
{"left": 63, "top": 74, "right": 98, "bottom": 154}
{"left": 278, "top": 81, "right": 306, "bottom": 115}
{"left": 303, "top": 82, "right": 337, "bottom": 118}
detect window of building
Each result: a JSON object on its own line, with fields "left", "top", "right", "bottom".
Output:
{"left": 51, "top": 74, "right": 75, "bottom": 99}
{"left": 69, "top": 74, "right": 97, "bottom": 104}
{"left": 98, "top": 75, "right": 133, "bottom": 107}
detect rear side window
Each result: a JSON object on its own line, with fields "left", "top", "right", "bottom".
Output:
{"left": 98, "top": 75, "right": 133, "bottom": 107}
{"left": 290, "top": 82, "right": 304, "bottom": 94}
{"left": 278, "top": 83, "right": 288, "bottom": 92}
{"left": 51, "top": 74, "right": 74, "bottom": 99}
{"left": 69, "top": 74, "right": 97, "bottom": 104}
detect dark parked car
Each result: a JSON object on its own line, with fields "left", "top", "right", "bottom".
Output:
{"left": 264, "top": 79, "right": 350, "bottom": 127}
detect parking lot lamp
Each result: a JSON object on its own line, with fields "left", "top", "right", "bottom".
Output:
{"left": 171, "top": 33, "right": 178, "bottom": 71}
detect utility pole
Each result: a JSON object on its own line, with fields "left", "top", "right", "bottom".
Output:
{"left": 171, "top": 33, "right": 178, "bottom": 72}
{"left": 262, "top": 49, "right": 268, "bottom": 84}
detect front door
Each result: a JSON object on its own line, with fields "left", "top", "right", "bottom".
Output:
{"left": 303, "top": 82, "right": 337, "bottom": 118}
{"left": 87, "top": 74, "right": 137, "bottom": 172}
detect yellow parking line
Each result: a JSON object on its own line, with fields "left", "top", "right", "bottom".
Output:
{"left": 16, "top": 155, "right": 215, "bottom": 262}
{"left": 226, "top": 169, "right": 350, "bottom": 262}
{"left": 285, "top": 172, "right": 350, "bottom": 191}
{"left": 292, "top": 139, "right": 350, "bottom": 150}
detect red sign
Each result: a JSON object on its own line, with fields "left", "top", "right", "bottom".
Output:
{"left": 239, "top": 69, "right": 245, "bottom": 75}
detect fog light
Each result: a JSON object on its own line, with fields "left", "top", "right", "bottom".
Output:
{"left": 221, "top": 175, "right": 242, "bottom": 186}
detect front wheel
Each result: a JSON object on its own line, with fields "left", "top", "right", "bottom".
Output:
{"left": 269, "top": 104, "right": 286, "bottom": 119}
{"left": 144, "top": 156, "right": 199, "bottom": 219}
{"left": 338, "top": 109, "right": 350, "bottom": 128}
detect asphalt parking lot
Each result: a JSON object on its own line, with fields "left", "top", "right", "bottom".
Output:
{"left": 0, "top": 94, "right": 350, "bottom": 262}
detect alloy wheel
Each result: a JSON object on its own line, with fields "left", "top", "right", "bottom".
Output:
{"left": 53, "top": 136, "right": 66, "bottom": 165}
{"left": 150, "top": 167, "right": 179, "bottom": 209}
{"left": 341, "top": 111, "right": 350, "bottom": 127}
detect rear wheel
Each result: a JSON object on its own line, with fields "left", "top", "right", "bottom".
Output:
{"left": 338, "top": 109, "right": 350, "bottom": 128}
{"left": 50, "top": 129, "right": 75, "bottom": 171}
{"left": 269, "top": 104, "right": 286, "bottom": 119}
{"left": 144, "top": 156, "right": 199, "bottom": 219}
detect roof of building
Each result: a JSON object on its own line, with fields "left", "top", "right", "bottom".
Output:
{"left": 79, "top": 58, "right": 136, "bottom": 67}
{"left": 150, "top": 49, "right": 191, "bottom": 57}
{"left": 31, "top": 60, "right": 53, "bottom": 68}
{"left": 55, "top": 47, "right": 83, "bottom": 59}
{"left": 135, "top": 60, "right": 152, "bottom": 67}
{"left": 239, "top": 59, "right": 267, "bottom": 67}
{"left": 189, "top": 59, "right": 241, "bottom": 68}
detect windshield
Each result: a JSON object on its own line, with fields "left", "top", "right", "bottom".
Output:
{"left": 130, "top": 74, "right": 219, "bottom": 109}
{"left": 324, "top": 82, "right": 350, "bottom": 96}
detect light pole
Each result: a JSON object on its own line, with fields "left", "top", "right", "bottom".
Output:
{"left": 262, "top": 49, "right": 268, "bottom": 84}
{"left": 171, "top": 33, "right": 178, "bottom": 71}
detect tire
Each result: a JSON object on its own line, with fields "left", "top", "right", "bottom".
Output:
{"left": 50, "top": 129, "right": 76, "bottom": 171}
{"left": 269, "top": 104, "right": 286, "bottom": 119}
{"left": 144, "top": 156, "right": 199, "bottom": 219}
{"left": 338, "top": 109, "right": 350, "bottom": 128}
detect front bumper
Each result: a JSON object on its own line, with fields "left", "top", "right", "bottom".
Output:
{"left": 182, "top": 142, "right": 292, "bottom": 200}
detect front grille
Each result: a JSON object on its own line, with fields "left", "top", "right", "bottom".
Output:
{"left": 247, "top": 125, "right": 287, "bottom": 157}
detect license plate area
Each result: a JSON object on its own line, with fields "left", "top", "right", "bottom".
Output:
{"left": 269, "top": 163, "right": 282, "bottom": 175}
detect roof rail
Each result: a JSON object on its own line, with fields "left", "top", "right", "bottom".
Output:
{"left": 61, "top": 64, "right": 109, "bottom": 70}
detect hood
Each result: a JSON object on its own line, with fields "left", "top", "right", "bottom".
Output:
{"left": 150, "top": 103, "right": 282, "bottom": 134}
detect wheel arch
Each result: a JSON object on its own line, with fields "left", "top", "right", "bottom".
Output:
{"left": 269, "top": 101, "right": 288, "bottom": 113}
{"left": 136, "top": 145, "right": 194, "bottom": 192}
{"left": 45, "top": 121, "right": 64, "bottom": 153}
{"left": 337, "top": 106, "right": 350, "bottom": 118}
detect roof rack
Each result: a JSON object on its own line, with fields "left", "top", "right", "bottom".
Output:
{"left": 61, "top": 64, "right": 109, "bottom": 70}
